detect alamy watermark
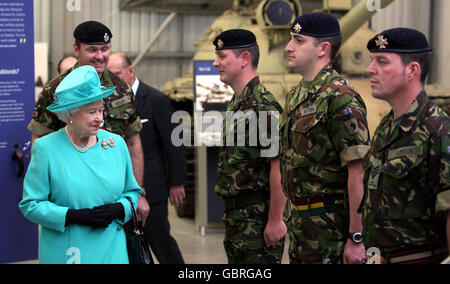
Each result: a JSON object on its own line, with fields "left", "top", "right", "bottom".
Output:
{"left": 367, "top": 0, "right": 382, "bottom": 12}
{"left": 171, "top": 110, "right": 280, "bottom": 158}
{"left": 66, "top": 247, "right": 81, "bottom": 264}
{"left": 66, "top": 0, "right": 81, "bottom": 12}
{"left": 366, "top": 247, "right": 382, "bottom": 264}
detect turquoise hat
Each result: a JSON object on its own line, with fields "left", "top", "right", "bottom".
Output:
{"left": 47, "top": 65, "right": 116, "bottom": 113}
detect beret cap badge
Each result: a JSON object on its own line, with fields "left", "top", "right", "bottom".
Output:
{"left": 375, "top": 35, "right": 388, "bottom": 49}
{"left": 294, "top": 23, "right": 302, "bottom": 33}
{"left": 367, "top": 28, "right": 432, "bottom": 53}
{"left": 104, "top": 33, "right": 110, "bottom": 42}
{"left": 217, "top": 39, "right": 224, "bottom": 49}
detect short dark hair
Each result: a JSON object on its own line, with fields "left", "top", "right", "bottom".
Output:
{"left": 313, "top": 34, "right": 342, "bottom": 62}
{"left": 231, "top": 44, "right": 260, "bottom": 69}
{"left": 398, "top": 51, "right": 432, "bottom": 84}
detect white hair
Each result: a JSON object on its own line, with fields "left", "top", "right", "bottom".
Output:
{"left": 55, "top": 106, "right": 83, "bottom": 124}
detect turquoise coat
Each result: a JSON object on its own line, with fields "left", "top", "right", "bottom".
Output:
{"left": 19, "top": 129, "right": 141, "bottom": 264}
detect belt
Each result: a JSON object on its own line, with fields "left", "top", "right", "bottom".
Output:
{"left": 223, "top": 190, "right": 270, "bottom": 210}
{"left": 291, "top": 195, "right": 345, "bottom": 217}
{"left": 379, "top": 247, "right": 449, "bottom": 264}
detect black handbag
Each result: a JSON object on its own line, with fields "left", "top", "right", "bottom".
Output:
{"left": 125, "top": 197, "right": 153, "bottom": 264}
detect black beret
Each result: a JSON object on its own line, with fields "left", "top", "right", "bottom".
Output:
{"left": 213, "top": 29, "right": 257, "bottom": 50}
{"left": 290, "top": 12, "right": 341, "bottom": 38}
{"left": 73, "top": 21, "right": 113, "bottom": 45}
{"left": 367, "top": 28, "right": 432, "bottom": 53}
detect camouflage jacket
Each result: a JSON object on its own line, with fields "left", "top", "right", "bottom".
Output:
{"left": 28, "top": 63, "right": 142, "bottom": 140}
{"left": 280, "top": 67, "right": 370, "bottom": 201}
{"left": 215, "top": 77, "right": 283, "bottom": 198}
{"left": 362, "top": 91, "right": 450, "bottom": 251}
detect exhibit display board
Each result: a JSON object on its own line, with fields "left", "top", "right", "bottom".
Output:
{"left": 0, "top": 0, "right": 38, "bottom": 263}
{"left": 193, "top": 61, "right": 226, "bottom": 234}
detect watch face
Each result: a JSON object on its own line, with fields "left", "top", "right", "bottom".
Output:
{"left": 352, "top": 232, "right": 363, "bottom": 242}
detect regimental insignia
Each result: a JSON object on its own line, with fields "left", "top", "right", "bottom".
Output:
{"left": 375, "top": 35, "right": 388, "bottom": 49}
{"left": 217, "top": 39, "right": 224, "bottom": 49}
{"left": 294, "top": 23, "right": 302, "bottom": 34}
{"left": 104, "top": 33, "right": 110, "bottom": 42}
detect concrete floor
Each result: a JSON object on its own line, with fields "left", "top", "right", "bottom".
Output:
{"left": 11, "top": 205, "right": 290, "bottom": 264}
{"left": 166, "top": 205, "right": 290, "bottom": 264}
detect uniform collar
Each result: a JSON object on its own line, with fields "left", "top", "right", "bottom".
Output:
{"left": 292, "top": 66, "right": 335, "bottom": 109}
{"left": 301, "top": 65, "right": 334, "bottom": 93}
{"left": 373, "top": 91, "right": 429, "bottom": 152}
{"left": 398, "top": 91, "right": 429, "bottom": 133}
{"left": 228, "top": 76, "right": 260, "bottom": 111}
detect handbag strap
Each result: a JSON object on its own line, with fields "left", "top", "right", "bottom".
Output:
{"left": 125, "top": 197, "right": 143, "bottom": 235}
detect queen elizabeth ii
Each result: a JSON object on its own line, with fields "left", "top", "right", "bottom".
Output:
{"left": 19, "top": 65, "right": 141, "bottom": 264}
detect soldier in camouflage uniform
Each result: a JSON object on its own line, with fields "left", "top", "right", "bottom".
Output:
{"left": 281, "top": 13, "right": 370, "bottom": 264}
{"left": 28, "top": 21, "right": 144, "bottom": 188}
{"left": 213, "top": 29, "right": 286, "bottom": 264}
{"left": 362, "top": 28, "right": 449, "bottom": 264}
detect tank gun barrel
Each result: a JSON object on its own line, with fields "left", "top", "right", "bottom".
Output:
{"left": 339, "top": 0, "right": 395, "bottom": 43}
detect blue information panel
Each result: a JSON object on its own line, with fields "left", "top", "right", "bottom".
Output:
{"left": 0, "top": 0, "right": 38, "bottom": 263}
{"left": 194, "top": 60, "right": 232, "bottom": 112}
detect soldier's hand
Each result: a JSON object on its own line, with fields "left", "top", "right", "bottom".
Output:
{"left": 343, "top": 240, "right": 366, "bottom": 264}
{"left": 264, "top": 219, "right": 287, "bottom": 247}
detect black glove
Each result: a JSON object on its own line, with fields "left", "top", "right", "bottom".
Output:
{"left": 93, "top": 203, "right": 125, "bottom": 222}
{"left": 65, "top": 208, "right": 112, "bottom": 228}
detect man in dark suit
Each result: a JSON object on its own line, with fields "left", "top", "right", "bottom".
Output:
{"left": 108, "top": 53, "right": 186, "bottom": 264}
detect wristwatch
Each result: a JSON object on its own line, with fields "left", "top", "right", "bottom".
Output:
{"left": 348, "top": 232, "right": 363, "bottom": 243}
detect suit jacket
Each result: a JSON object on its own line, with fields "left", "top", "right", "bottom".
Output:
{"left": 135, "top": 81, "right": 186, "bottom": 204}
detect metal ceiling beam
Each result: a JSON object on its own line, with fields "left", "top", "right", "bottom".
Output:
{"left": 119, "top": 0, "right": 234, "bottom": 15}
{"left": 132, "top": 12, "right": 177, "bottom": 68}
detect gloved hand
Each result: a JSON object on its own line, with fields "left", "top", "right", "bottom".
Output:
{"left": 65, "top": 208, "right": 112, "bottom": 228}
{"left": 93, "top": 203, "right": 125, "bottom": 222}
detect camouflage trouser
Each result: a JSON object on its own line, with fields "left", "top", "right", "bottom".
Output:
{"left": 222, "top": 201, "right": 285, "bottom": 264}
{"left": 287, "top": 209, "right": 349, "bottom": 264}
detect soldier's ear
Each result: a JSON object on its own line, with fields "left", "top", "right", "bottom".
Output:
{"left": 240, "top": 51, "right": 251, "bottom": 68}
{"left": 406, "top": 61, "right": 421, "bottom": 82}
{"left": 73, "top": 43, "right": 80, "bottom": 58}
{"left": 317, "top": 41, "right": 331, "bottom": 59}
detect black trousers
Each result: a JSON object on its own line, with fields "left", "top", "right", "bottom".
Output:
{"left": 143, "top": 200, "right": 185, "bottom": 264}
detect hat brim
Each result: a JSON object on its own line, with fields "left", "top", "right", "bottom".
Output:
{"left": 47, "top": 86, "right": 116, "bottom": 113}
{"left": 368, "top": 48, "right": 433, "bottom": 53}
{"left": 292, "top": 31, "right": 342, "bottom": 38}
{"left": 215, "top": 42, "right": 257, "bottom": 51}
{"left": 76, "top": 40, "right": 111, "bottom": 45}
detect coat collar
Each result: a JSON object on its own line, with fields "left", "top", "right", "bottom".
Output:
{"left": 397, "top": 91, "right": 429, "bottom": 133}
{"left": 291, "top": 66, "right": 335, "bottom": 111}
{"left": 228, "top": 76, "right": 260, "bottom": 111}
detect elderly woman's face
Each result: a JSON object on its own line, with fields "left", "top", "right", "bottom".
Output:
{"left": 70, "top": 100, "right": 105, "bottom": 137}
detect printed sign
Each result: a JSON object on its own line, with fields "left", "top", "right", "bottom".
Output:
{"left": 0, "top": 0, "right": 38, "bottom": 263}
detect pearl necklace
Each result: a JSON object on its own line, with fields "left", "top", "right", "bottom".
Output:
{"left": 65, "top": 126, "right": 93, "bottom": 153}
